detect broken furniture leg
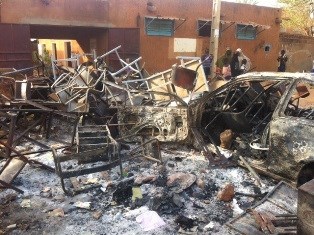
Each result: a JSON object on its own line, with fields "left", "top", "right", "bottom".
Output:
{"left": 239, "top": 155, "right": 262, "bottom": 187}
{"left": 0, "top": 139, "right": 54, "bottom": 193}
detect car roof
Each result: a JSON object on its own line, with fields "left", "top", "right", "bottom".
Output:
{"left": 236, "top": 72, "right": 314, "bottom": 82}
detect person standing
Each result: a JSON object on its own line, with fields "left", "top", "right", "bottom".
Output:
{"left": 216, "top": 47, "right": 233, "bottom": 75}
{"left": 236, "top": 48, "right": 251, "bottom": 72}
{"left": 240, "top": 58, "right": 248, "bottom": 74}
{"left": 277, "top": 49, "right": 288, "bottom": 72}
{"left": 222, "top": 57, "right": 232, "bottom": 81}
{"left": 230, "top": 51, "right": 241, "bottom": 78}
{"left": 201, "top": 48, "right": 213, "bottom": 79}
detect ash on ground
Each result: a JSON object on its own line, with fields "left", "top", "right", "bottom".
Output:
{"left": 0, "top": 133, "right": 276, "bottom": 235}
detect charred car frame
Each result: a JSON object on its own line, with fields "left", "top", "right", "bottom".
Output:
{"left": 189, "top": 72, "right": 314, "bottom": 185}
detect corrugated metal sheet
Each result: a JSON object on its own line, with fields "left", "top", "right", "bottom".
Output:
{"left": 108, "top": 28, "right": 140, "bottom": 71}
{"left": 0, "top": 24, "right": 32, "bottom": 69}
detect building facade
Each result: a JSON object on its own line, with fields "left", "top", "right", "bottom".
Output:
{"left": 0, "top": 0, "right": 282, "bottom": 73}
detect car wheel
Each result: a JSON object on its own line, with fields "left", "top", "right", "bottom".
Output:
{"left": 297, "top": 162, "right": 314, "bottom": 187}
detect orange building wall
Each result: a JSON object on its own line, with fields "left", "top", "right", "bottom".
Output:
{"left": 0, "top": 0, "right": 110, "bottom": 27}
{"left": 100, "top": 0, "right": 281, "bottom": 72}
{"left": 0, "top": 0, "right": 282, "bottom": 73}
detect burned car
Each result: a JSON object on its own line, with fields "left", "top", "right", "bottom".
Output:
{"left": 189, "top": 72, "right": 314, "bottom": 185}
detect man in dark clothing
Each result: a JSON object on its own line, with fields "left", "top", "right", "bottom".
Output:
{"left": 216, "top": 47, "right": 233, "bottom": 75}
{"left": 277, "top": 49, "right": 288, "bottom": 72}
{"left": 230, "top": 51, "right": 241, "bottom": 78}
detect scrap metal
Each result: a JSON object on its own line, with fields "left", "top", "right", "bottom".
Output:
{"left": 117, "top": 105, "right": 189, "bottom": 142}
{"left": 227, "top": 181, "right": 298, "bottom": 234}
{"left": 189, "top": 72, "right": 314, "bottom": 183}
{"left": 298, "top": 178, "right": 314, "bottom": 235}
{"left": 53, "top": 124, "right": 162, "bottom": 195}
{"left": 2, "top": 44, "right": 314, "bottom": 193}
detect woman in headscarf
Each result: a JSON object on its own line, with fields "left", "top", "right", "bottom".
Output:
{"left": 236, "top": 48, "right": 251, "bottom": 72}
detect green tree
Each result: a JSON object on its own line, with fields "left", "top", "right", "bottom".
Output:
{"left": 32, "top": 49, "right": 53, "bottom": 77}
{"left": 278, "top": 0, "right": 313, "bottom": 35}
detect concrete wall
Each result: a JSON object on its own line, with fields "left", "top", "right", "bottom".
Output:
{"left": 279, "top": 33, "right": 314, "bottom": 72}
{"left": 0, "top": 0, "right": 282, "bottom": 73}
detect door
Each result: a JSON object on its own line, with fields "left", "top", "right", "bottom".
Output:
{"left": 267, "top": 79, "right": 314, "bottom": 180}
{"left": 0, "top": 23, "right": 32, "bottom": 69}
{"left": 108, "top": 28, "right": 140, "bottom": 71}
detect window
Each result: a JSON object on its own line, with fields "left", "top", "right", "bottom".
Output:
{"left": 284, "top": 82, "right": 314, "bottom": 120}
{"left": 236, "top": 24, "right": 256, "bottom": 40}
{"left": 145, "top": 17, "right": 174, "bottom": 36}
{"left": 198, "top": 20, "right": 211, "bottom": 37}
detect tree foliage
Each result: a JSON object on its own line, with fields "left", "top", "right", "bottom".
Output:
{"left": 278, "top": 0, "right": 313, "bottom": 35}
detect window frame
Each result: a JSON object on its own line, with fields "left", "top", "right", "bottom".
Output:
{"left": 144, "top": 17, "right": 175, "bottom": 37}
{"left": 197, "top": 20, "right": 212, "bottom": 37}
{"left": 236, "top": 24, "right": 257, "bottom": 40}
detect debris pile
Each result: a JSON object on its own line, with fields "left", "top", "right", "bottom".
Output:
{"left": 0, "top": 138, "right": 276, "bottom": 234}
{"left": 1, "top": 46, "right": 314, "bottom": 234}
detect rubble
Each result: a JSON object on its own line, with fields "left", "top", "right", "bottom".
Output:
{"left": 175, "top": 214, "right": 195, "bottom": 230}
{"left": 0, "top": 135, "right": 278, "bottom": 234}
{"left": 166, "top": 172, "right": 197, "bottom": 193}
{"left": 220, "top": 129, "right": 234, "bottom": 149}
{"left": 134, "top": 174, "right": 157, "bottom": 185}
{"left": 136, "top": 210, "right": 166, "bottom": 231}
{"left": 48, "top": 208, "right": 65, "bottom": 217}
{"left": 73, "top": 201, "right": 91, "bottom": 210}
{"left": 92, "top": 210, "right": 102, "bottom": 220}
{"left": 227, "top": 181, "right": 298, "bottom": 234}
{"left": 0, "top": 46, "right": 313, "bottom": 234}
{"left": 190, "top": 72, "right": 314, "bottom": 183}
{"left": 217, "top": 183, "right": 235, "bottom": 202}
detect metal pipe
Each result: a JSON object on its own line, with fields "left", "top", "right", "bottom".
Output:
{"left": 95, "top": 45, "right": 122, "bottom": 61}
{"left": 2, "top": 65, "right": 43, "bottom": 76}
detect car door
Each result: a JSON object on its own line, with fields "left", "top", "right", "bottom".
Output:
{"left": 266, "top": 78, "right": 314, "bottom": 181}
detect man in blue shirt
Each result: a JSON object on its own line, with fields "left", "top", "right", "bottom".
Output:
{"left": 201, "top": 48, "right": 213, "bottom": 79}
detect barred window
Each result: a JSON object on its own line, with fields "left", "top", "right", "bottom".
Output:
{"left": 236, "top": 24, "right": 257, "bottom": 40}
{"left": 145, "top": 17, "right": 174, "bottom": 37}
